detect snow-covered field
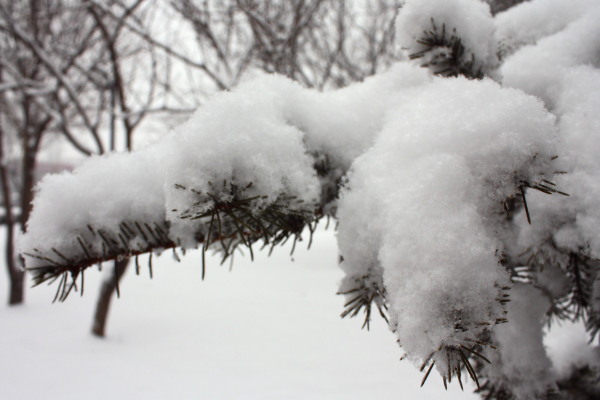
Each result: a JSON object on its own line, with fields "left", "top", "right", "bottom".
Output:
{"left": 1, "top": 227, "right": 477, "bottom": 400}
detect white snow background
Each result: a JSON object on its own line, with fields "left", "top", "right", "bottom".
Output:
{"left": 1, "top": 226, "right": 481, "bottom": 400}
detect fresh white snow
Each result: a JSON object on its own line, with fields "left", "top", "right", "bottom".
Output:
{"left": 2, "top": 227, "right": 479, "bottom": 399}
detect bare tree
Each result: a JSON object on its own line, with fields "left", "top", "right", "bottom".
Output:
{"left": 0, "top": 0, "right": 108, "bottom": 305}
{"left": 0, "top": 0, "right": 190, "bottom": 314}
{"left": 171, "top": 0, "right": 401, "bottom": 90}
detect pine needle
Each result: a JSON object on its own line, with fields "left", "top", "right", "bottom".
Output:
{"left": 421, "top": 361, "right": 436, "bottom": 387}
{"left": 520, "top": 186, "right": 531, "bottom": 225}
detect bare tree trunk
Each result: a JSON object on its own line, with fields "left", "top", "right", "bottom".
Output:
{"left": 8, "top": 258, "right": 24, "bottom": 304}
{"left": 21, "top": 143, "right": 36, "bottom": 227}
{"left": 0, "top": 150, "right": 25, "bottom": 305}
{"left": 1, "top": 189, "right": 24, "bottom": 305}
{"left": 0, "top": 67, "right": 25, "bottom": 305}
{"left": 92, "top": 258, "right": 129, "bottom": 337}
{"left": 89, "top": 7, "right": 138, "bottom": 335}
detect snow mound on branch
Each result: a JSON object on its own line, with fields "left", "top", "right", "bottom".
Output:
{"left": 161, "top": 75, "right": 321, "bottom": 246}
{"left": 396, "top": 0, "right": 497, "bottom": 73}
{"left": 19, "top": 63, "right": 431, "bottom": 267}
{"left": 289, "top": 62, "right": 432, "bottom": 170}
{"left": 498, "top": 3, "right": 600, "bottom": 395}
{"left": 501, "top": 4, "right": 600, "bottom": 109}
{"left": 22, "top": 148, "right": 167, "bottom": 257}
{"left": 337, "top": 76, "right": 558, "bottom": 384}
{"left": 485, "top": 285, "right": 556, "bottom": 399}
{"left": 513, "top": 66, "right": 600, "bottom": 316}
{"left": 515, "top": 67, "right": 600, "bottom": 256}
{"left": 147, "top": 64, "right": 431, "bottom": 245}
{"left": 494, "top": 0, "right": 599, "bottom": 58}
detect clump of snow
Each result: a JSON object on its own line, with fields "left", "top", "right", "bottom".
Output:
{"left": 20, "top": 63, "right": 432, "bottom": 268}
{"left": 161, "top": 75, "right": 321, "bottom": 246}
{"left": 501, "top": 4, "right": 600, "bottom": 109}
{"left": 288, "top": 62, "right": 432, "bottom": 171}
{"left": 166, "top": 63, "right": 433, "bottom": 243}
{"left": 494, "top": 0, "right": 600, "bottom": 58}
{"left": 21, "top": 148, "right": 167, "bottom": 267}
{"left": 498, "top": 4, "right": 600, "bottom": 394}
{"left": 337, "top": 76, "right": 558, "bottom": 376}
{"left": 555, "top": 66, "right": 600, "bottom": 175}
{"left": 511, "top": 66, "right": 600, "bottom": 341}
{"left": 511, "top": 67, "right": 600, "bottom": 259}
{"left": 396, "top": 0, "right": 498, "bottom": 75}
{"left": 485, "top": 285, "right": 556, "bottom": 399}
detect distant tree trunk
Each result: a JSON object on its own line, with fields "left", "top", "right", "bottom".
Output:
{"left": 0, "top": 149, "right": 24, "bottom": 305}
{"left": 8, "top": 266, "right": 24, "bottom": 304}
{"left": 89, "top": 4, "right": 139, "bottom": 336}
{"left": 10, "top": 137, "right": 39, "bottom": 305}
{"left": 2, "top": 199, "right": 24, "bottom": 305}
{"left": 92, "top": 258, "right": 129, "bottom": 337}
{"left": 0, "top": 67, "right": 24, "bottom": 305}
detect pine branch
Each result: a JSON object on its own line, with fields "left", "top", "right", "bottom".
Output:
{"left": 565, "top": 252, "right": 594, "bottom": 319}
{"left": 337, "top": 266, "right": 389, "bottom": 330}
{"left": 515, "top": 238, "right": 600, "bottom": 343}
{"left": 586, "top": 311, "right": 600, "bottom": 344}
{"left": 419, "top": 343, "right": 497, "bottom": 391}
{"left": 408, "top": 18, "right": 484, "bottom": 79}
{"left": 24, "top": 180, "right": 322, "bottom": 301}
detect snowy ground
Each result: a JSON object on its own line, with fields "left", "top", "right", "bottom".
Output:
{"left": 1, "top": 227, "right": 479, "bottom": 400}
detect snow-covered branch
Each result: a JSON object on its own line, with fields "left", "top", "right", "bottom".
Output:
{"left": 20, "top": 58, "right": 561, "bottom": 393}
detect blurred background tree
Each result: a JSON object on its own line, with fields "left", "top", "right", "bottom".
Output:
{"left": 0, "top": 0, "right": 402, "bottom": 335}
{"left": 0, "top": 0, "right": 197, "bottom": 322}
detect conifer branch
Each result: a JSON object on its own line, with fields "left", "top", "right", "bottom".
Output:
{"left": 24, "top": 179, "right": 324, "bottom": 301}
{"left": 409, "top": 18, "right": 484, "bottom": 79}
